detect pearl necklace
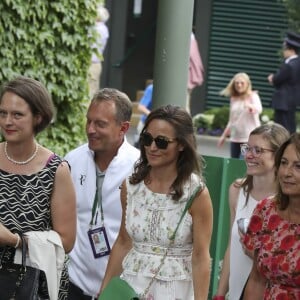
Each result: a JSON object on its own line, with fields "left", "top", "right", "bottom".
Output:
{"left": 4, "top": 142, "right": 39, "bottom": 165}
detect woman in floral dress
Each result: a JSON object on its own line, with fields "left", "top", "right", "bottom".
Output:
{"left": 100, "top": 105, "right": 213, "bottom": 300}
{"left": 243, "top": 133, "right": 300, "bottom": 299}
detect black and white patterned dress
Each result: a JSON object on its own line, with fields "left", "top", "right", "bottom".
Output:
{"left": 0, "top": 154, "right": 69, "bottom": 300}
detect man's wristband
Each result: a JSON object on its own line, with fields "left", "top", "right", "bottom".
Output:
{"left": 212, "top": 296, "right": 225, "bottom": 300}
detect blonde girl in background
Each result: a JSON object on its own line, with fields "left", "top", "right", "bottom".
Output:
{"left": 217, "top": 73, "right": 262, "bottom": 158}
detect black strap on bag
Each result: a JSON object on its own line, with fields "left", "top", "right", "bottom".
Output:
{"left": 0, "top": 234, "right": 49, "bottom": 300}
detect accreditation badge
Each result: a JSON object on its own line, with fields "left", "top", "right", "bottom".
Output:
{"left": 87, "top": 227, "right": 111, "bottom": 258}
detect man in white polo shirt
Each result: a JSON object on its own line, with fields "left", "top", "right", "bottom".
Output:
{"left": 65, "top": 88, "right": 140, "bottom": 299}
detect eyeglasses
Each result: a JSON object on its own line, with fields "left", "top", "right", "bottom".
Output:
{"left": 240, "top": 144, "right": 274, "bottom": 157}
{"left": 140, "top": 132, "right": 177, "bottom": 149}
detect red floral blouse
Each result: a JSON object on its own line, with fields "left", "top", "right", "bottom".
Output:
{"left": 244, "top": 198, "right": 300, "bottom": 300}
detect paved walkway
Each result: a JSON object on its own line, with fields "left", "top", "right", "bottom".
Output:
{"left": 127, "top": 126, "right": 230, "bottom": 158}
{"left": 196, "top": 134, "right": 230, "bottom": 158}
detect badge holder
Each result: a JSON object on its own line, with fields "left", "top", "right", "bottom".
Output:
{"left": 88, "top": 227, "right": 111, "bottom": 258}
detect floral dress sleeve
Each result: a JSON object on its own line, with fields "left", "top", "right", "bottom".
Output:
{"left": 243, "top": 198, "right": 267, "bottom": 252}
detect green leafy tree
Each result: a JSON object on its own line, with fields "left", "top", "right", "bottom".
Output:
{"left": 282, "top": 0, "right": 300, "bottom": 31}
{"left": 0, "top": 0, "right": 101, "bottom": 155}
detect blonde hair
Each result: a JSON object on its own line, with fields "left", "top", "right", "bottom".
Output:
{"left": 97, "top": 6, "right": 110, "bottom": 22}
{"left": 220, "top": 72, "right": 252, "bottom": 97}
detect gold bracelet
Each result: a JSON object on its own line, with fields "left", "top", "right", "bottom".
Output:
{"left": 14, "top": 233, "right": 20, "bottom": 248}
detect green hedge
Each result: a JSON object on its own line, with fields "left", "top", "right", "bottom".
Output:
{"left": 193, "top": 106, "right": 229, "bottom": 135}
{"left": 282, "top": 0, "right": 300, "bottom": 31}
{"left": 0, "top": 0, "right": 101, "bottom": 155}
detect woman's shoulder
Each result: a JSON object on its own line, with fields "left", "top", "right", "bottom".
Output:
{"left": 229, "top": 178, "right": 244, "bottom": 195}
{"left": 39, "top": 147, "right": 63, "bottom": 165}
{"left": 37, "top": 146, "right": 69, "bottom": 173}
{"left": 252, "top": 197, "right": 277, "bottom": 220}
{"left": 232, "top": 177, "right": 244, "bottom": 187}
{"left": 249, "top": 90, "right": 260, "bottom": 100}
{"left": 126, "top": 177, "right": 143, "bottom": 194}
{"left": 228, "top": 179, "right": 244, "bottom": 208}
{"left": 190, "top": 173, "right": 205, "bottom": 190}
{"left": 186, "top": 174, "right": 208, "bottom": 205}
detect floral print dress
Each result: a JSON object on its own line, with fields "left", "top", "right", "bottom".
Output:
{"left": 244, "top": 198, "right": 300, "bottom": 300}
{"left": 121, "top": 174, "right": 204, "bottom": 300}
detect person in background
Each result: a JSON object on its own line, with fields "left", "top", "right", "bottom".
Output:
{"left": 66, "top": 88, "right": 140, "bottom": 299}
{"left": 133, "top": 31, "right": 204, "bottom": 124}
{"left": 213, "top": 123, "right": 289, "bottom": 300}
{"left": 133, "top": 82, "right": 153, "bottom": 148}
{"left": 88, "top": 5, "right": 110, "bottom": 98}
{"left": 268, "top": 31, "right": 300, "bottom": 134}
{"left": 217, "top": 72, "right": 262, "bottom": 159}
{"left": 186, "top": 32, "right": 204, "bottom": 114}
{"left": 243, "top": 133, "right": 300, "bottom": 299}
{"left": 99, "top": 105, "right": 213, "bottom": 300}
{"left": 0, "top": 76, "right": 76, "bottom": 299}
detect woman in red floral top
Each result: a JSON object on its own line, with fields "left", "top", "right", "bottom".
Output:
{"left": 243, "top": 133, "right": 300, "bottom": 299}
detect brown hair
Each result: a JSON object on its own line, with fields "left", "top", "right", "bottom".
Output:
{"left": 91, "top": 88, "right": 132, "bottom": 124}
{"left": 274, "top": 133, "right": 300, "bottom": 210}
{"left": 0, "top": 76, "right": 55, "bottom": 134}
{"left": 237, "top": 123, "right": 289, "bottom": 205}
{"left": 130, "top": 105, "right": 204, "bottom": 201}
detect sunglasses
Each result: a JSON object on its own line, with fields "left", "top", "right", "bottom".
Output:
{"left": 240, "top": 144, "right": 274, "bottom": 157}
{"left": 140, "top": 132, "right": 177, "bottom": 149}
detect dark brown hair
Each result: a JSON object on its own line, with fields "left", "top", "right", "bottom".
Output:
{"left": 130, "top": 105, "right": 203, "bottom": 201}
{"left": 274, "top": 133, "right": 300, "bottom": 210}
{"left": 0, "top": 76, "right": 55, "bottom": 134}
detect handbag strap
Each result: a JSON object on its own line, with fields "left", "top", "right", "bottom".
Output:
{"left": 0, "top": 233, "right": 27, "bottom": 269}
{"left": 140, "top": 184, "right": 202, "bottom": 298}
{"left": 169, "top": 184, "right": 202, "bottom": 241}
{"left": 20, "top": 235, "right": 27, "bottom": 270}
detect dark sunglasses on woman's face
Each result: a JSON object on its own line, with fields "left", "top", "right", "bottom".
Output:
{"left": 140, "top": 132, "right": 177, "bottom": 149}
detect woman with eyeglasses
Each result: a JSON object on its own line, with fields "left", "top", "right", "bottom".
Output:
{"left": 99, "top": 105, "right": 213, "bottom": 300}
{"left": 213, "top": 123, "right": 289, "bottom": 300}
{"left": 243, "top": 132, "right": 300, "bottom": 299}
{"left": 217, "top": 72, "right": 263, "bottom": 158}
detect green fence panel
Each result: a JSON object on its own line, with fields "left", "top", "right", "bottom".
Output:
{"left": 203, "top": 155, "right": 246, "bottom": 299}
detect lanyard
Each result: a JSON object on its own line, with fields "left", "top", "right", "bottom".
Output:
{"left": 90, "top": 170, "right": 105, "bottom": 227}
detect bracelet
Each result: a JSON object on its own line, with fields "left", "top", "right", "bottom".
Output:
{"left": 14, "top": 233, "right": 20, "bottom": 249}
{"left": 212, "top": 296, "right": 225, "bottom": 300}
